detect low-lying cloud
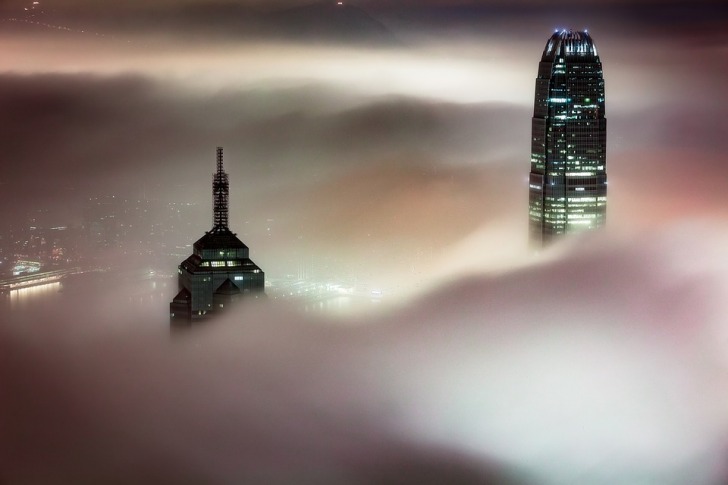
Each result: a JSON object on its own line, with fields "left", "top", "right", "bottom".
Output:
{"left": 2, "top": 4, "right": 728, "bottom": 483}
{"left": 2, "top": 223, "right": 728, "bottom": 484}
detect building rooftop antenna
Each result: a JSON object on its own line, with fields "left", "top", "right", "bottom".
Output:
{"left": 212, "top": 146, "right": 229, "bottom": 232}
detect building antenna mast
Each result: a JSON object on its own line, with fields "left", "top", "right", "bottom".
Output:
{"left": 212, "top": 146, "right": 229, "bottom": 231}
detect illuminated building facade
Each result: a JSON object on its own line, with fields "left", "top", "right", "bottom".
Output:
{"left": 170, "top": 147, "right": 264, "bottom": 324}
{"left": 528, "top": 30, "right": 607, "bottom": 247}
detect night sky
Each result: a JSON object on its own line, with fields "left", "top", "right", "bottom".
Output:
{"left": 1, "top": 0, "right": 728, "bottom": 483}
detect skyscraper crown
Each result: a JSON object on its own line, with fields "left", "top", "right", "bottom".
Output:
{"left": 542, "top": 30, "right": 598, "bottom": 60}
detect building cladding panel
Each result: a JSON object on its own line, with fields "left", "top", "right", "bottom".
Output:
{"left": 529, "top": 30, "right": 607, "bottom": 247}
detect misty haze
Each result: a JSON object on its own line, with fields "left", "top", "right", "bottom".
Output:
{"left": 1, "top": 0, "right": 728, "bottom": 483}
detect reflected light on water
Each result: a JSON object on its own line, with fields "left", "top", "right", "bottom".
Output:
{"left": 7, "top": 282, "right": 61, "bottom": 311}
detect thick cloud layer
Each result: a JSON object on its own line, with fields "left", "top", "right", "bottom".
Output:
{"left": 1, "top": 56, "right": 725, "bottom": 287}
{"left": 2, "top": 225, "right": 728, "bottom": 484}
{"left": 2, "top": 3, "right": 727, "bottom": 483}
{"left": 0, "top": 70, "right": 533, "bottom": 285}
{"left": 0, "top": 11, "right": 724, "bottom": 290}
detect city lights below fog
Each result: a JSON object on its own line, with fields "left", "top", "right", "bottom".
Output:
{"left": 6, "top": 282, "right": 60, "bottom": 310}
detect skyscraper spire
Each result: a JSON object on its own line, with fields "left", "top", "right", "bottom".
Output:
{"left": 212, "top": 146, "right": 229, "bottom": 232}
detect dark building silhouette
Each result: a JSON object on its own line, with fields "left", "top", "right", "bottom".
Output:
{"left": 528, "top": 30, "right": 607, "bottom": 247}
{"left": 170, "top": 148, "right": 264, "bottom": 324}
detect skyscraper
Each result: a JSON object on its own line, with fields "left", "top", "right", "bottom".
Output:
{"left": 170, "top": 147, "right": 264, "bottom": 324}
{"left": 528, "top": 30, "right": 607, "bottom": 247}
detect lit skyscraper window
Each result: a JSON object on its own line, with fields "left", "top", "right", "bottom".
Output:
{"left": 528, "top": 30, "right": 607, "bottom": 247}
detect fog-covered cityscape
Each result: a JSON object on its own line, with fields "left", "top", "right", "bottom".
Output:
{"left": 0, "top": 189, "right": 383, "bottom": 318}
{"left": 2, "top": 0, "right": 728, "bottom": 483}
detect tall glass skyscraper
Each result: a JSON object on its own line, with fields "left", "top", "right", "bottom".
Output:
{"left": 528, "top": 30, "right": 607, "bottom": 247}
